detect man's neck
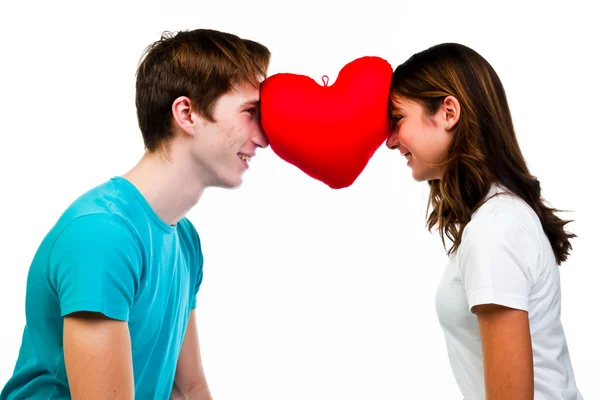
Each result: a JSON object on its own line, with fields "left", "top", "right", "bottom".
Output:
{"left": 122, "top": 149, "right": 206, "bottom": 226}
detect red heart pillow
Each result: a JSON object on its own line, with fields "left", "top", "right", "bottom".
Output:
{"left": 260, "top": 56, "right": 393, "bottom": 189}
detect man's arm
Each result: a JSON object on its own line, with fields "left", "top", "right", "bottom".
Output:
{"left": 171, "top": 310, "right": 212, "bottom": 400}
{"left": 63, "top": 312, "right": 134, "bottom": 400}
{"left": 474, "top": 303, "right": 534, "bottom": 400}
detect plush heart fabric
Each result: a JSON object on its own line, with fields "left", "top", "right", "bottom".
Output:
{"left": 260, "top": 56, "right": 393, "bottom": 189}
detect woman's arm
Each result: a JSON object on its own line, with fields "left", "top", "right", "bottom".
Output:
{"left": 473, "top": 303, "right": 534, "bottom": 400}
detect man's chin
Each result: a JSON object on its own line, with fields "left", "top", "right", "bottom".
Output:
{"left": 215, "top": 175, "right": 243, "bottom": 190}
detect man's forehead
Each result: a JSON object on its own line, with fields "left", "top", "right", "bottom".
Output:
{"left": 231, "top": 83, "right": 259, "bottom": 103}
{"left": 222, "top": 89, "right": 258, "bottom": 106}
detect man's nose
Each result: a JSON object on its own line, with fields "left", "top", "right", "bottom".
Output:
{"left": 253, "top": 122, "right": 269, "bottom": 148}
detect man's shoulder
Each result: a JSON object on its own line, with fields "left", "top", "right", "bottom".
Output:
{"left": 55, "top": 177, "right": 139, "bottom": 228}
{"left": 42, "top": 178, "right": 143, "bottom": 252}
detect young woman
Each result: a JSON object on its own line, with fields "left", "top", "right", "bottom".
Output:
{"left": 387, "top": 43, "right": 583, "bottom": 399}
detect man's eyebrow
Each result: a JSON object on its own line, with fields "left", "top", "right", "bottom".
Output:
{"left": 241, "top": 99, "right": 260, "bottom": 108}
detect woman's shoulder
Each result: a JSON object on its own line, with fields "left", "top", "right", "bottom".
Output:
{"left": 466, "top": 184, "right": 541, "bottom": 240}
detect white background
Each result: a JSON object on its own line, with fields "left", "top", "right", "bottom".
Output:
{"left": 1, "top": 1, "right": 598, "bottom": 399}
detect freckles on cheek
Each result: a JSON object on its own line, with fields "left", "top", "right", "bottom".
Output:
{"left": 216, "top": 125, "right": 236, "bottom": 150}
{"left": 226, "top": 124, "right": 247, "bottom": 146}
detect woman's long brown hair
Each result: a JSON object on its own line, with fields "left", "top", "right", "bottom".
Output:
{"left": 390, "top": 43, "right": 574, "bottom": 264}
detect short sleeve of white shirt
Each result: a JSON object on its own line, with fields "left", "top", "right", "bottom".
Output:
{"left": 458, "top": 197, "right": 539, "bottom": 313}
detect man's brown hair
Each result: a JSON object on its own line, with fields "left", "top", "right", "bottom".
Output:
{"left": 135, "top": 29, "right": 271, "bottom": 152}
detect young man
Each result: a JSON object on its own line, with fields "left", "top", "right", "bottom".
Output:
{"left": 1, "top": 29, "right": 271, "bottom": 399}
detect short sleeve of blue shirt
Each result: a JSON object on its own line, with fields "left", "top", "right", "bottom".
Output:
{"left": 47, "top": 213, "right": 143, "bottom": 321}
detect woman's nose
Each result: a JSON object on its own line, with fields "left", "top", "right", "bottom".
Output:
{"left": 386, "top": 130, "right": 399, "bottom": 150}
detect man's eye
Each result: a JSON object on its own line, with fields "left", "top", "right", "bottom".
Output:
{"left": 245, "top": 108, "right": 257, "bottom": 115}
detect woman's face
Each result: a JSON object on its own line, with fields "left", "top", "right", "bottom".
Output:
{"left": 386, "top": 94, "right": 457, "bottom": 182}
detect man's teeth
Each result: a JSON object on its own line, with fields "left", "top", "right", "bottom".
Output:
{"left": 238, "top": 154, "right": 250, "bottom": 162}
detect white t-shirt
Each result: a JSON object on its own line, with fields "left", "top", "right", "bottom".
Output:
{"left": 435, "top": 185, "right": 582, "bottom": 399}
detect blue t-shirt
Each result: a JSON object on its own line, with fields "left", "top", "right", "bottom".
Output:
{"left": 1, "top": 176, "right": 204, "bottom": 399}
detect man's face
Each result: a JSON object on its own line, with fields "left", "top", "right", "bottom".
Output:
{"left": 191, "top": 82, "right": 269, "bottom": 189}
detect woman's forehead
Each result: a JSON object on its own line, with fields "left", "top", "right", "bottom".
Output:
{"left": 390, "top": 93, "right": 415, "bottom": 111}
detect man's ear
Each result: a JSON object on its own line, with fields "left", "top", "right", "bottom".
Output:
{"left": 441, "top": 95, "right": 461, "bottom": 131}
{"left": 171, "top": 96, "right": 198, "bottom": 137}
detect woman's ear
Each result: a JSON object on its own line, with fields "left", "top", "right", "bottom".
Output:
{"left": 442, "top": 96, "right": 461, "bottom": 131}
